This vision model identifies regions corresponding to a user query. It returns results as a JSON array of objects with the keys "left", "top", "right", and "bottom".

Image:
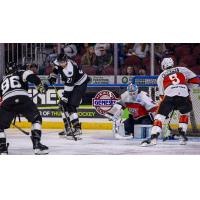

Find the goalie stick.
[{"left": 52, "top": 86, "right": 78, "bottom": 141}]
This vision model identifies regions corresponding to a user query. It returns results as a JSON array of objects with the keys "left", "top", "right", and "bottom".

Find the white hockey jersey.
[
  {"left": 157, "top": 66, "right": 200, "bottom": 97},
  {"left": 118, "top": 91, "right": 157, "bottom": 120}
]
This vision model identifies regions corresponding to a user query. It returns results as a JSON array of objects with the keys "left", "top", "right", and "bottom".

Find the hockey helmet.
[
  {"left": 127, "top": 83, "right": 138, "bottom": 96},
  {"left": 5, "top": 62, "right": 18, "bottom": 75},
  {"left": 161, "top": 57, "right": 174, "bottom": 70},
  {"left": 57, "top": 53, "right": 68, "bottom": 62}
]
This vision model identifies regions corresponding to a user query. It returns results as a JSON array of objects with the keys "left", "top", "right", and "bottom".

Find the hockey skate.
[
  {"left": 64, "top": 128, "right": 82, "bottom": 141},
  {"left": 141, "top": 133, "right": 159, "bottom": 147},
  {"left": 178, "top": 128, "right": 188, "bottom": 145},
  {"left": 58, "top": 127, "right": 72, "bottom": 137},
  {"left": 0, "top": 139, "right": 9, "bottom": 155},
  {"left": 33, "top": 143, "right": 49, "bottom": 155},
  {"left": 163, "top": 134, "right": 176, "bottom": 141},
  {"left": 31, "top": 130, "right": 49, "bottom": 155}
]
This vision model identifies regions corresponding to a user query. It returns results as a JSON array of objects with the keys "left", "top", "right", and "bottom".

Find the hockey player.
[
  {"left": 48, "top": 53, "right": 90, "bottom": 138},
  {"left": 105, "top": 83, "right": 157, "bottom": 138},
  {"left": 141, "top": 57, "right": 200, "bottom": 146},
  {"left": 0, "top": 62, "right": 48, "bottom": 155}
]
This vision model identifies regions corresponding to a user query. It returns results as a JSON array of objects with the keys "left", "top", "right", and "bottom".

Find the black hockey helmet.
[
  {"left": 5, "top": 62, "right": 18, "bottom": 75},
  {"left": 57, "top": 53, "right": 68, "bottom": 62}
]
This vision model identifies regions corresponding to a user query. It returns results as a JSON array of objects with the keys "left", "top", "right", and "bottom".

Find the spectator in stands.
[
  {"left": 94, "top": 43, "right": 113, "bottom": 75},
  {"left": 46, "top": 45, "right": 58, "bottom": 64},
  {"left": 64, "top": 44, "right": 78, "bottom": 59},
  {"left": 126, "top": 66, "right": 138, "bottom": 76},
  {"left": 133, "top": 43, "right": 150, "bottom": 59},
  {"left": 138, "top": 68, "right": 146, "bottom": 75},
  {"left": 81, "top": 44, "right": 96, "bottom": 67},
  {"left": 29, "top": 63, "right": 39, "bottom": 74}
]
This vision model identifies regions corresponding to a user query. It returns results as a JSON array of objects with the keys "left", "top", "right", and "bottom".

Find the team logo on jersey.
[{"left": 92, "top": 90, "right": 118, "bottom": 115}]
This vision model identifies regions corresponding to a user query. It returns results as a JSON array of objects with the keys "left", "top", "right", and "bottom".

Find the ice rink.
[{"left": 4, "top": 129, "right": 200, "bottom": 155}]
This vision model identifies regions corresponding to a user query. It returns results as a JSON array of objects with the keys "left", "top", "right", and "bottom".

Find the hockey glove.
[
  {"left": 37, "top": 83, "right": 48, "bottom": 94},
  {"left": 48, "top": 73, "right": 57, "bottom": 85},
  {"left": 59, "top": 97, "right": 68, "bottom": 107}
]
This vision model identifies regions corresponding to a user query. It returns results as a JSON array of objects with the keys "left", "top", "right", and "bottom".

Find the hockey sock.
[
  {"left": 179, "top": 114, "right": 189, "bottom": 132},
  {"left": 61, "top": 112, "right": 71, "bottom": 129},
  {"left": 151, "top": 114, "right": 166, "bottom": 135},
  {"left": 70, "top": 113, "right": 81, "bottom": 129}
]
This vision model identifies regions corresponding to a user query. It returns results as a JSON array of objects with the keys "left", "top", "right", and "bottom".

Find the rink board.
[{"left": 10, "top": 117, "right": 196, "bottom": 130}]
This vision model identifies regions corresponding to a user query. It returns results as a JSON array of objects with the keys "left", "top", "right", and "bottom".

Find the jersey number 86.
[{"left": 1, "top": 76, "right": 22, "bottom": 95}]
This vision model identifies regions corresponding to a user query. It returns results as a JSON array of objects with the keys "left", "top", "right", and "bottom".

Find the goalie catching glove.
[{"left": 37, "top": 83, "right": 48, "bottom": 94}]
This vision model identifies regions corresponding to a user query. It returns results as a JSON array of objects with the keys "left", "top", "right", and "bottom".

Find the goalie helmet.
[
  {"left": 127, "top": 83, "right": 138, "bottom": 96},
  {"left": 5, "top": 62, "right": 18, "bottom": 75},
  {"left": 161, "top": 57, "right": 174, "bottom": 70}
]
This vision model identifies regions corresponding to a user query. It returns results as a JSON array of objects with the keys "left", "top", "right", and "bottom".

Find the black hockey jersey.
[
  {"left": 0, "top": 70, "right": 41, "bottom": 102},
  {"left": 53, "top": 59, "right": 88, "bottom": 97}
]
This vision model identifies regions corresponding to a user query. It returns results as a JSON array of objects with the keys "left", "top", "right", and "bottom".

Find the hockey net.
[{"left": 132, "top": 76, "right": 200, "bottom": 136}]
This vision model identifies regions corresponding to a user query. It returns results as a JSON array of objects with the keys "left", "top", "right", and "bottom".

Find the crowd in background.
[{"left": 5, "top": 43, "right": 200, "bottom": 75}]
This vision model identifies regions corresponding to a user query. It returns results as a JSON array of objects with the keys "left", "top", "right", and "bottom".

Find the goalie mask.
[
  {"left": 127, "top": 83, "right": 138, "bottom": 96},
  {"left": 5, "top": 62, "right": 18, "bottom": 75},
  {"left": 161, "top": 57, "right": 174, "bottom": 71}
]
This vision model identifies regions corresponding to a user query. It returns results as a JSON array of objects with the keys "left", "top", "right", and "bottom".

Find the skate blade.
[
  {"left": 34, "top": 149, "right": 49, "bottom": 155},
  {"left": 114, "top": 134, "right": 133, "bottom": 140},
  {"left": 0, "top": 152, "right": 8, "bottom": 155},
  {"left": 179, "top": 140, "right": 187, "bottom": 145},
  {"left": 65, "top": 136, "right": 82, "bottom": 140},
  {"left": 141, "top": 140, "right": 157, "bottom": 147}
]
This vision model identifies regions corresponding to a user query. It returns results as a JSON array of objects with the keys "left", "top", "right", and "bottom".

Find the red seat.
[
  {"left": 82, "top": 66, "right": 96, "bottom": 75},
  {"left": 124, "top": 55, "right": 142, "bottom": 66},
  {"left": 175, "top": 45, "right": 191, "bottom": 59},
  {"left": 192, "top": 45, "right": 200, "bottom": 57},
  {"left": 102, "top": 66, "right": 114, "bottom": 75},
  {"left": 189, "top": 66, "right": 200, "bottom": 75},
  {"left": 179, "top": 55, "right": 197, "bottom": 67}
]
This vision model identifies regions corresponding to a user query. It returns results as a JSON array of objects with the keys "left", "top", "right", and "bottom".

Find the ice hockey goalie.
[{"left": 105, "top": 83, "right": 157, "bottom": 139}]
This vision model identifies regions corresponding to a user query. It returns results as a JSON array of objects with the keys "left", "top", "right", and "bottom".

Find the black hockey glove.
[
  {"left": 59, "top": 97, "right": 68, "bottom": 107},
  {"left": 48, "top": 73, "right": 57, "bottom": 85},
  {"left": 37, "top": 83, "right": 48, "bottom": 94}
]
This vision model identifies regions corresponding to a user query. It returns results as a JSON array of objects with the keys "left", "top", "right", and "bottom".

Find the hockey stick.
[
  {"left": 12, "top": 123, "right": 30, "bottom": 135},
  {"left": 11, "top": 92, "right": 40, "bottom": 136},
  {"left": 52, "top": 86, "right": 78, "bottom": 141},
  {"left": 162, "top": 110, "right": 174, "bottom": 141}
]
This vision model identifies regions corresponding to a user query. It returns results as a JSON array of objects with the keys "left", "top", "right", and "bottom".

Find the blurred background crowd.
[{"left": 3, "top": 43, "right": 200, "bottom": 76}]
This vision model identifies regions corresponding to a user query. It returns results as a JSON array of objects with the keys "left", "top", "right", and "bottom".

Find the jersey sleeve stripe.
[
  {"left": 64, "top": 85, "right": 74, "bottom": 91},
  {"left": 22, "top": 70, "right": 34, "bottom": 82},
  {"left": 187, "top": 77, "right": 200, "bottom": 84}
]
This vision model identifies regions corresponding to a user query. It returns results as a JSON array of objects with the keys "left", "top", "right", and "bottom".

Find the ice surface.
[{"left": 5, "top": 129, "right": 200, "bottom": 155}]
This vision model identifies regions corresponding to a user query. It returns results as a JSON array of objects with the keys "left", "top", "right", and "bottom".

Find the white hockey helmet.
[{"left": 161, "top": 57, "right": 174, "bottom": 70}]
